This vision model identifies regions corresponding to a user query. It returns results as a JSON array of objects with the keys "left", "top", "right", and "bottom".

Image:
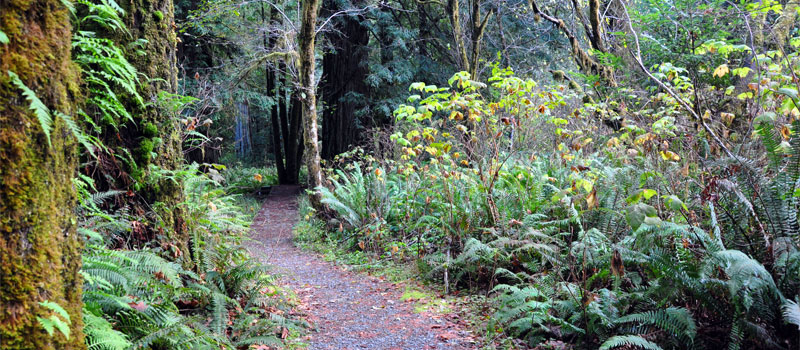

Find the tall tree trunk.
[
  {"left": 447, "top": 0, "right": 470, "bottom": 73},
  {"left": 0, "top": 1, "right": 85, "bottom": 348},
  {"left": 263, "top": 4, "right": 288, "bottom": 183},
  {"left": 446, "top": 0, "right": 492, "bottom": 79},
  {"left": 116, "top": 0, "right": 189, "bottom": 261},
  {"left": 468, "top": 0, "right": 493, "bottom": 79},
  {"left": 299, "top": 0, "right": 323, "bottom": 207},
  {"left": 286, "top": 92, "right": 305, "bottom": 184},
  {"left": 321, "top": 0, "right": 370, "bottom": 160},
  {"left": 269, "top": 68, "right": 288, "bottom": 182}
]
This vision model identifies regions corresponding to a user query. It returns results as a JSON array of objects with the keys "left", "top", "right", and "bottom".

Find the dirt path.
[{"left": 248, "top": 185, "right": 475, "bottom": 350}]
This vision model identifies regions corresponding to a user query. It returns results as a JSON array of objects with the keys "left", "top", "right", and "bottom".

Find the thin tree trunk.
[
  {"left": 287, "top": 94, "right": 305, "bottom": 184},
  {"left": 448, "top": 0, "right": 471, "bottom": 73},
  {"left": 468, "top": 0, "right": 493, "bottom": 78},
  {"left": 299, "top": 0, "right": 323, "bottom": 207},
  {"left": 0, "top": 1, "right": 85, "bottom": 348},
  {"left": 263, "top": 4, "right": 288, "bottom": 183}
]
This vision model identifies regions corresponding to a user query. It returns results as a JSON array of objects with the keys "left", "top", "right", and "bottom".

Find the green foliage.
[
  {"left": 83, "top": 312, "right": 131, "bottom": 350},
  {"left": 7, "top": 70, "right": 97, "bottom": 154},
  {"left": 8, "top": 70, "right": 55, "bottom": 147},
  {"left": 36, "top": 301, "right": 72, "bottom": 340},
  {"left": 316, "top": 62, "right": 800, "bottom": 349},
  {"left": 222, "top": 166, "right": 278, "bottom": 194},
  {"left": 599, "top": 335, "right": 664, "bottom": 350},
  {"left": 76, "top": 166, "right": 304, "bottom": 349}
]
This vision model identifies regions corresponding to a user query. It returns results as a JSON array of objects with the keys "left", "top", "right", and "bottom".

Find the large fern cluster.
[{"left": 76, "top": 167, "right": 304, "bottom": 349}]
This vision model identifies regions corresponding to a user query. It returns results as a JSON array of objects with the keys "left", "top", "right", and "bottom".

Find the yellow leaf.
[
  {"left": 782, "top": 125, "right": 792, "bottom": 140},
  {"left": 713, "top": 64, "right": 729, "bottom": 78},
  {"left": 586, "top": 189, "right": 597, "bottom": 210},
  {"left": 660, "top": 150, "right": 681, "bottom": 161},
  {"left": 253, "top": 173, "right": 263, "bottom": 182},
  {"left": 720, "top": 112, "right": 735, "bottom": 126}
]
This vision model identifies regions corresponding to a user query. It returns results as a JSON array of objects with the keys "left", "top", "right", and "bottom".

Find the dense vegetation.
[{"left": 3, "top": 0, "right": 800, "bottom": 349}]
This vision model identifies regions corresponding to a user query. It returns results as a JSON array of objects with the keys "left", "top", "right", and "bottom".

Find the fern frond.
[
  {"left": 600, "top": 335, "right": 664, "bottom": 350},
  {"left": 8, "top": 70, "right": 53, "bottom": 147}
]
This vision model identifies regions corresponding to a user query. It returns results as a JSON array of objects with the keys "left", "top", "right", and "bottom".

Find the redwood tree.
[
  {"left": 0, "top": 1, "right": 85, "bottom": 348},
  {"left": 97, "top": 0, "right": 190, "bottom": 259},
  {"left": 320, "top": 0, "right": 370, "bottom": 160}
]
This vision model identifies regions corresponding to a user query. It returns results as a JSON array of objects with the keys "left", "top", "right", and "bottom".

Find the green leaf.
[
  {"left": 626, "top": 203, "right": 659, "bottom": 231},
  {"left": 8, "top": 71, "right": 54, "bottom": 147},
  {"left": 0, "top": 30, "right": 8, "bottom": 44},
  {"left": 40, "top": 300, "right": 70, "bottom": 322},
  {"left": 36, "top": 301, "right": 71, "bottom": 340},
  {"left": 626, "top": 189, "right": 657, "bottom": 204},
  {"left": 600, "top": 335, "right": 663, "bottom": 350},
  {"left": 777, "top": 87, "right": 799, "bottom": 100},
  {"left": 409, "top": 82, "right": 425, "bottom": 91},
  {"left": 754, "top": 112, "right": 776, "bottom": 124},
  {"left": 663, "top": 195, "right": 687, "bottom": 212}
]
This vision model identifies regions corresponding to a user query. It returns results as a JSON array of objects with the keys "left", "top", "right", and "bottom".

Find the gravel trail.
[{"left": 247, "top": 185, "right": 475, "bottom": 350}]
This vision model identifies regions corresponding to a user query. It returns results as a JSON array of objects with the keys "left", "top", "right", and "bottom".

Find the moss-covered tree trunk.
[
  {"left": 299, "top": 0, "right": 323, "bottom": 207},
  {"left": 103, "top": 0, "right": 189, "bottom": 261},
  {"left": 0, "top": 1, "right": 85, "bottom": 348}
]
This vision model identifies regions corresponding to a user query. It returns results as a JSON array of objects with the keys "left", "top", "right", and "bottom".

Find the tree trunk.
[
  {"left": 321, "top": 0, "right": 370, "bottom": 160},
  {"left": 447, "top": 0, "right": 470, "bottom": 73},
  {"left": 468, "top": 0, "right": 493, "bottom": 79},
  {"left": 286, "top": 93, "right": 305, "bottom": 184},
  {"left": 263, "top": 4, "right": 288, "bottom": 183},
  {"left": 299, "top": 0, "right": 323, "bottom": 207},
  {"left": 773, "top": 0, "right": 800, "bottom": 49},
  {"left": 110, "top": 0, "right": 189, "bottom": 261},
  {"left": 0, "top": 1, "right": 85, "bottom": 348},
  {"left": 529, "top": 0, "right": 616, "bottom": 86}
]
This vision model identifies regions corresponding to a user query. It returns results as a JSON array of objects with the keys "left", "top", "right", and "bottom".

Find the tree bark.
[
  {"left": 445, "top": 0, "right": 493, "bottom": 78},
  {"left": 286, "top": 92, "right": 305, "bottom": 184},
  {"left": 299, "top": 0, "right": 324, "bottom": 207},
  {"left": 110, "top": 0, "right": 189, "bottom": 261},
  {"left": 263, "top": 4, "right": 288, "bottom": 183},
  {"left": 529, "top": 0, "right": 616, "bottom": 86},
  {"left": 321, "top": 0, "right": 370, "bottom": 160},
  {"left": 0, "top": 1, "right": 85, "bottom": 348},
  {"left": 772, "top": 0, "right": 800, "bottom": 49}
]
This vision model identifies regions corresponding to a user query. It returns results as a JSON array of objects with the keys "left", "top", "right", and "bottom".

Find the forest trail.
[{"left": 248, "top": 186, "right": 475, "bottom": 350}]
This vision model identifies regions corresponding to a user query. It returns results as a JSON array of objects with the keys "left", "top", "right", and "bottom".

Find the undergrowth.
[{"left": 312, "top": 61, "right": 800, "bottom": 349}]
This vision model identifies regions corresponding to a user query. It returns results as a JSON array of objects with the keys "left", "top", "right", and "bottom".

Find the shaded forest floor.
[{"left": 247, "top": 186, "right": 476, "bottom": 349}]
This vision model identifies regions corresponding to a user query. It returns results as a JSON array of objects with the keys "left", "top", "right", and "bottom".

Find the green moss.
[
  {"left": 153, "top": 10, "right": 164, "bottom": 22},
  {"left": 137, "top": 138, "right": 155, "bottom": 162},
  {"left": 0, "top": 2, "right": 84, "bottom": 349},
  {"left": 142, "top": 122, "right": 158, "bottom": 137}
]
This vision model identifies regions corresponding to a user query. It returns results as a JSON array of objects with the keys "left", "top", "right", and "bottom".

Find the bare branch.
[{"left": 617, "top": 0, "right": 735, "bottom": 159}]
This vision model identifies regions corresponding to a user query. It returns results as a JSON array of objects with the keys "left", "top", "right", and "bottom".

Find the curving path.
[{"left": 247, "top": 185, "right": 475, "bottom": 350}]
